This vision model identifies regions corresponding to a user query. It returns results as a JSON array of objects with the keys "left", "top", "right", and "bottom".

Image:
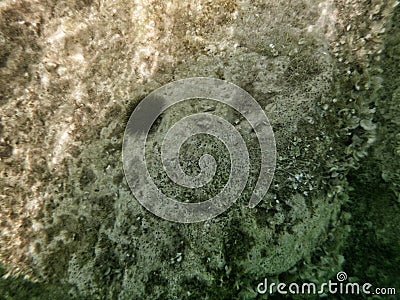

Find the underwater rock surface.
[{"left": 0, "top": 0, "right": 398, "bottom": 298}]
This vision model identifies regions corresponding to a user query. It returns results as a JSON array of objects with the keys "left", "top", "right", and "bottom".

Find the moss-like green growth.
[
  {"left": 0, "top": 0, "right": 398, "bottom": 299},
  {"left": 0, "top": 262, "right": 82, "bottom": 300}
]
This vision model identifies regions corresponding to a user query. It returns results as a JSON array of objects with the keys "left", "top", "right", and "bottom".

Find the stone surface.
[{"left": 0, "top": 0, "right": 398, "bottom": 299}]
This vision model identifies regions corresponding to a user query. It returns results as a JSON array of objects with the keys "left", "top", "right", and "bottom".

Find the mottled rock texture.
[{"left": 0, "top": 0, "right": 398, "bottom": 299}]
